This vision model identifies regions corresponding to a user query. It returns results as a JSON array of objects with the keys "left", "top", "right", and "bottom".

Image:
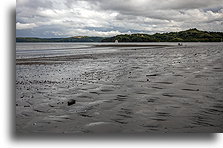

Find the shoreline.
[{"left": 16, "top": 43, "right": 223, "bottom": 134}]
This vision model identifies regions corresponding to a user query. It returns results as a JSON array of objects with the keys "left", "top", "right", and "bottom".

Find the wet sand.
[
  {"left": 93, "top": 44, "right": 174, "bottom": 47},
  {"left": 16, "top": 43, "right": 223, "bottom": 134}
]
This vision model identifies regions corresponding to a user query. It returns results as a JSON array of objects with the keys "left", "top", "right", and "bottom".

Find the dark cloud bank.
[{"left": 16, "top": 0, "right": 223, "bottom": 37}]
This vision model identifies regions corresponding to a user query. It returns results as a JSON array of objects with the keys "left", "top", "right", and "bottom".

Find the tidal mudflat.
[{"left": 16, "top": 42, "right": 223, "bottom": 134}]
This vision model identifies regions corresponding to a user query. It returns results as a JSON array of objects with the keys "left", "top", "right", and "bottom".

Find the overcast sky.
[{"left": 16, "top": 0, "right": 223, "bottom": 37}]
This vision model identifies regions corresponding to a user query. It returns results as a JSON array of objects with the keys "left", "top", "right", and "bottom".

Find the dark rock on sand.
[
  {"left": 67, "top": 99, "right": 76, "bottom": 106},
  {"left": 146, "top": 74, "right": 160, "bottom": 77}
]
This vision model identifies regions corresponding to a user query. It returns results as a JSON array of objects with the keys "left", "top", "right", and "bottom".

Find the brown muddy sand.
[{"left": 16, "top": 43, "right": 223, "bottom": 134}]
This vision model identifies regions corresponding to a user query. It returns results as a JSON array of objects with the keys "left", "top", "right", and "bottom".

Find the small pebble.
[{"left": 68, "top": 99, "right": 76, "bottom": 106}]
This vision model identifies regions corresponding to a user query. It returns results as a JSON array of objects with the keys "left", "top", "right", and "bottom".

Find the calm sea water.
[{"left": 16, "top": 42, "right": 222, "bottom": 59}]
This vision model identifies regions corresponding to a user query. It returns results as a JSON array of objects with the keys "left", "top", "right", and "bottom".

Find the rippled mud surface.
[{"left": 16, "top": 43, "right": 223, "bottom": 134}]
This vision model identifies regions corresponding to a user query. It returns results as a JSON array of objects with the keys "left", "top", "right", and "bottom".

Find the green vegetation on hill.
[
  {"left": 101, "top": 28, "right": 223, "bottom": 42},
  {"left": 16, "top": 29, "right": 223, "bottom": 42},
  {"left": 16, "top": 36, "right": 105, "bottom": 42}
]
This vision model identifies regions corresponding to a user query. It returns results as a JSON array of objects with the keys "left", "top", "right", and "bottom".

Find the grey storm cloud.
[{"left": 16, "top": 0, "right": 223, "bottom": 37}]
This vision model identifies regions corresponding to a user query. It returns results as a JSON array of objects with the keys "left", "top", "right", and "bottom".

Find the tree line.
[
  {"left": 102, "top": 28, "right": 223, "bottom": 42},
  {"left": 16, "top": 28, "right": 223, "bottom": 42}
]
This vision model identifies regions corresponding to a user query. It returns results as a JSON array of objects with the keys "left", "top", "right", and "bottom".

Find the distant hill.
[
  {"left": 16, "top": 29, "right": 223, "bottom": 42},
  {"left": 16, "top": 36, "right": 105, "bottom": 42},
  {"left": 101, "top": 28, "right": 223, "bottom": 42}
]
